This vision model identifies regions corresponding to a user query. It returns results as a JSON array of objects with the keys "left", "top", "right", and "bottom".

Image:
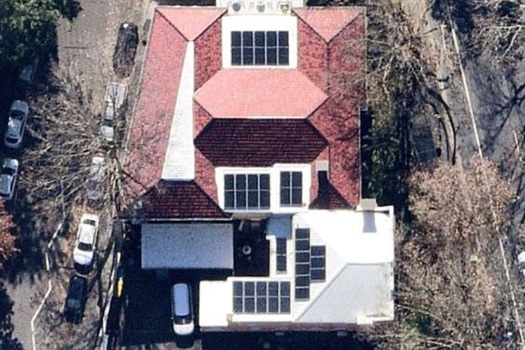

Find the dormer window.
[
  {"left": 231, "top": 31, "right": 289, "bottom": 66},
  {"left": 225, "top": 174, "right": 271, "bottom": 210},
  {"left": 280, "top": 171, "right": 302, "bottom": 206},
  {"left": 217, "top": 165, "right": 310, "bottom": 213}
]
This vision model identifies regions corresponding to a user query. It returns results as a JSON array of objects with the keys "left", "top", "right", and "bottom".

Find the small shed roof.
[{"left": 141, "top": 222, "right": 233, "bottom": 269}]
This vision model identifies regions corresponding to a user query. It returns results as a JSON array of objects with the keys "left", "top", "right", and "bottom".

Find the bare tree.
[
  {"left": 23, "top": 65, "right": 124, "bottom": 224},
  {"left": 375, "top": 158, "right": 518, "bottom": 349}
]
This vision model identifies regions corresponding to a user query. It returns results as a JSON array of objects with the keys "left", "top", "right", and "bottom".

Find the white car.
[
  {"left": 4, "top": 100, "right": 29, "bottom": 148},
  {"left": 86, "top": 156, "right": 105, "bottom": 202},
  {"left": 171, "top": 283, "right": 195, "bottom": 336},
  {"left": 73, "top": 214, "right": 100, "bottom": 269},
  {"left": 0, "top": 159, "right": 19, "bottom": 200}
]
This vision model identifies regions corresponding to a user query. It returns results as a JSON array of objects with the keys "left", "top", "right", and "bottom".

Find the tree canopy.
[
  {"left": 378, "top": 158, "right": 519, "bottom": 349},
  {"left": 0, "top": 0, "right": 81, "bottom": 68}
]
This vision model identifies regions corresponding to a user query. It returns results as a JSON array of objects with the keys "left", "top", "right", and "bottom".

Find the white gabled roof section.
[{"left": 162, "top": 41, "right": 195, "bottom": 180}]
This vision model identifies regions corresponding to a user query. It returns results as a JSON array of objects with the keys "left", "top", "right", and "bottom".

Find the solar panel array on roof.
[
  {"left": 276, "top": 238, "right": 287, "bottom": 273},
  {"left": 295, "top": 228, "right": 310, "bottom": 300},
  {"left": 294, "top": 228, "right": 327, "bottom": 301},
  {"left": 233, "top": 280, "right": 291, "bottom": 314},
  {"left": 310, "top": 245, "right": 326, "bottom": 281}
]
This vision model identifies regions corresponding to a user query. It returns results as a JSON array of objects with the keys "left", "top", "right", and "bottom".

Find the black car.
[
  {"left": 112, "top": 22, "right": 139, "bottom": 78},
  {"left": 64, "top": 275, "right": 88, "bottom": 324}
]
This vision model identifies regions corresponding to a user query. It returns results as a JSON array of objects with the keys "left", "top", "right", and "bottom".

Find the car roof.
[
  {"left": 69, "top": 275, "right": 87, "bottom": 296},
  {"left": 0, "top": 175, "right": 13, "bottom": 194},
  {"left": 79, "top": 214, "right": 99, "bottom": 243},
  {"left": 172, "top": 283, "right": 191, "bottom": 316},
  {"left": 7, "top": 118, "right": 23, "bottom": 135},
  {"left": 104, "top": 104, "right": 115, "bottom": 120},
  {"left": 10, "top": 100, "right": 29, "bottom": 114}
]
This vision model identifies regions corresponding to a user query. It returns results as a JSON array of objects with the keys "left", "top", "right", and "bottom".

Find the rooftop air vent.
[
  {"left": 231, "top": 0, "right": 241, "bottom": 12},
  {"left": 279, "top": 1, "right": 290, "bottom": 14},
  {"left": 256, "top": 1, "right": 266, "bottom": 12}
]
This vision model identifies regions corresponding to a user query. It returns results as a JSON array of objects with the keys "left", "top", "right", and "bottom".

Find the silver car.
[
  {"left": 86, "top": 156, "right": 105, "bottom": 202},
  {"left": 4, "top": 100, "right": 29, "bottom": 149},
  {"left": 0, "top": 159, "right": 19, "bottom": 200}
]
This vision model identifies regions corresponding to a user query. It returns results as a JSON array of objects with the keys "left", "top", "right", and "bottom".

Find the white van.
[{"left": 171, "top": 283, "right": 194, "bottom": 336}]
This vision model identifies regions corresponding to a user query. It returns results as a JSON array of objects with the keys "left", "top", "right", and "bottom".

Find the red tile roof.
[
  {"left": 157, "top": 7, "right": 226, "bottom": 41},
  {"left": 140, "top": 181, "right": 229, "bottom": 219},
  {"left": 125, "top": 7, "right": 365, "bottom": 218},
  {"left": 124, "top": 10, "right": 187, "bottom": 196},
  {"left": 293, "top": 7, "right": 361, "bottom": 42},
  {"left": 195, "top": 119, "right": 328, "bottom": 166},
  {"left": 194, "top": 70, "right": 328, "bottom": 118}
]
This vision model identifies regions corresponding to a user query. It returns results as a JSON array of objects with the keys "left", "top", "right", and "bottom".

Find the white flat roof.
[
  {"left": 199, "top": 281, "right": 232, "bottom": 327},
  {"left": 141, "top": 223, "right": 233, "bottom": 269},
  {"left": 294, "top": 209, "right": 394, "bottom": 264},
  {"left": 198, "top": 207, "right": 395, "bottom": 329}
]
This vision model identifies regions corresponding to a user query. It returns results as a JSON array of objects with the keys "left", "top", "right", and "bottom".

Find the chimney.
[{"left": 316, "top": 160, "right": 329, "bottom": 195}]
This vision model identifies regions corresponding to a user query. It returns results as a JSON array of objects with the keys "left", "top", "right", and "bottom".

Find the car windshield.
[
  {"left": 102, "top": 118, "right": 113, "bottom": 127},
  {"left": 84, "top": 219, "right": 96, "bottom": 226},
  {"left": 78, "top": 242, "right": 92, "bottom": 251},
  {"left": 66, "top": 298, "right": 81, "bottom": 309},
  {"left": 6, "top": 136, "right": 19, "bottom": 143},
  {"left": 174, "top": 314, "right": 192, "bottom": 325},
  {"left": 10, "top": 111, "right": 25, "bottom": 119},
  {"left": 1, "top": 168, "right": 15, "bottom": 176}
]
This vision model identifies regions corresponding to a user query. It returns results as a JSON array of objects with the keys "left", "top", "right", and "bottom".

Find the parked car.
[
  {"left": 86, "top": 156, "right": 105, "bottom": 202},
  {"left": 113, "top": 22, "right": 139, "bottom": 78},
  {"left": 18, "top": 60, "right": 38, "bottom": 86},
  {"left": 0, "top": 159, "right": 18, "bottom": 200},
  {"left": 4, "top": 100, "right": 29, "bottom": 149},
  {"left": 171, "top": 283, "right": 195, "bottom": 336},
  {"left": 73, "top": 213, "right": 100, "bottom": 272},
  {"left": 100, "top": 103, "right": 115, "bottom": 142},
  {"left": 518, "top": 251, "right": 525, "bottom": 277},
  {"left": 64, "top": 275, "right": 88, "bottom": 324}
]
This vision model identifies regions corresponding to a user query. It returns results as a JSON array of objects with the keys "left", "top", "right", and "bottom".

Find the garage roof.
[{"left": 141, "top": 222, "right": 233, "bottom": 269}]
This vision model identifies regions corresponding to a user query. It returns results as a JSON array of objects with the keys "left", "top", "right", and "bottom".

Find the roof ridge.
[
  {"left": 155, "top": 8, "right": 188, "bottom": 41},
  {"left": 194, "top": 9, "right": 227, "bottom": 41},
  {"left": 293, "top": 7, "right": 362, "bottom": 43}
]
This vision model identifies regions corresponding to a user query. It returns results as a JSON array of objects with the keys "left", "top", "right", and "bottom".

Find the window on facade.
[
  {"left": 225, "top": 174, "right": 270, "bottom": 210},
  {"left": 280, "top": 171, "right": 302, "bottom": 206},
  {"left": 231, "top": 31, "right": 289, "bottom": 66}
]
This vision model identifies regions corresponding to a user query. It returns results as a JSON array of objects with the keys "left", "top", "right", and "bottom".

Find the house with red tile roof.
[{"left": 124, "top": 0, "right": 394, "bottom": 331}]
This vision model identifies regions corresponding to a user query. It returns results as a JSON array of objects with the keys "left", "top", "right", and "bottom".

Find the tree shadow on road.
[
  {"left": 2, "top": 196, "right": 47, "bottom": 286},
  {"left": 0, "top": 282, "right": 23, "bottom": 350}
]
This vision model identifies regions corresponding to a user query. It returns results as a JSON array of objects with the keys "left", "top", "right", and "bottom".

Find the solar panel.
[
  {"left": 295, "top": 228, "right": 311, "bottom": 300},
  {"left": 276, "top": 238, "right": 287, "bottom": 273},
  {"left": 233, "top": 281, "right": 291, "bottom": 314},
  {"left": 295, "top": 287, "right": 310, "bottom": 300},
  {"left": 310, "top": 245, "right": 326, "bottom": 282},
  {"left": 296, "top": 228, "right": 310, "bottom": 239}
]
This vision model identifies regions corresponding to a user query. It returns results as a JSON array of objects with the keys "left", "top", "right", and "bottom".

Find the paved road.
[{"left": 4, "top": 0, "right": 146, "bottom": 349}]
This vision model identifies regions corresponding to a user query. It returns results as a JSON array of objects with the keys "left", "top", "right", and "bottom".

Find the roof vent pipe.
[{"left": 256, "top": 1, "right": 265, "bottom": 12}]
